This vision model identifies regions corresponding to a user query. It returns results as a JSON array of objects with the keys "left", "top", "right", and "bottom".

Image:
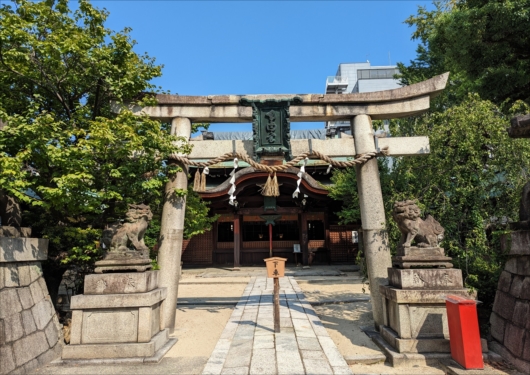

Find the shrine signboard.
[
  {"left": 264, "top": 256, "right": 287, "bottom": 332},
  {"left": 241, "top": 98, "right": 301, "bottom": 161}
]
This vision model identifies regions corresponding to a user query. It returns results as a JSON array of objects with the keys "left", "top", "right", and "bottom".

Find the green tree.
[
  {"left": 331, "top": 1, "right": 530, "bottom": 314},
  {"left": 0, "top": 0, "right": 212, "bottom": 302},
  {"left": 402, "top": 0, "right": 530, "bottom": 105}
]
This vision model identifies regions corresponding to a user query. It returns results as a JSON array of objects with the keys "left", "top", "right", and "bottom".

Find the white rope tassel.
[
  {"left": 228, "top": 157, "right": 238, "bottom": 205},
  {"left": 293, "top": 158, "right": 308, "bottom": 198},
  {"left": 325, "top": 164, "right": 332, "bottom": 175}
]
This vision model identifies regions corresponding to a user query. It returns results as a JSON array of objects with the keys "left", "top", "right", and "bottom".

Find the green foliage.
[
  {"left": 184, "top": 187, "right": 218, "bottom": 239},
  {"left": 402, "top": 0, "right": 530, "bottom": 106},
  {"left": 0, "top": 0, "right": 199, "bottom": 277},
  {"left": 331, "top": 1, "right": 530, "bottom": 310}
]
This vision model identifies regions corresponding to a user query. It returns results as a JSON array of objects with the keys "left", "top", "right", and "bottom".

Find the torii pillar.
[
  {"left": 158, "top": 117, "right": 191, "bottom": 334},
  {"left": 352, "top": 115, "right": 392, "bottom": 329}
]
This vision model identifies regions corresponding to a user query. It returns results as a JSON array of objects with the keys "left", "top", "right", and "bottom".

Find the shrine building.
[{"left": 181, "top": 129, "right": 360, "bottom": 267}]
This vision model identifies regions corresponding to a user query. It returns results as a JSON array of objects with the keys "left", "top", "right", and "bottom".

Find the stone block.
[
  {"left": 18, "top": 287, "right": 34, "bottom": 309},
  {"left": 388, "top": 268, "right": 463, "bottom": 289},
  {"left": 379, "top": 285, "right": 476, "bottom": 303},
  {"left": 302, "top": 358, "right": 333, "bottom": 374},
  {"left": 0, "top": 237, "right": 48, "bottom": 262},
  {"left": 0, "top": 345, "right": 16, "bottom": 374},
  {"left": 505, "top": 256, "right": 530, "bottom": 276},
  {"left": 298, "top": 337, "right": 321, "bottom": 351},
  {"left": 70, "top": 310, "right": 82, "bottom": 345},
  {"left": 38, "top": 276, "right": 49, "bottom": 296},
  {"left": 4, "top": 263, "right": 19, "bottom": 287},
  {"left": 21, "top": 309, "right": 37, "bottom": 335},
  {"left": 489, "top": 312, "right": 505, "bottom": 343},
  {"left": 84, "top": 271, "right": 159, "bottom": 295},
  {"left": 4, "top": 312, "right": 24, "bottom": 343},
  {"left": 81, "top": 309, "right": 139, "bottom": 344},
  {"left": 0, "top": 264, "right": 4, "bottom": 289},
  {"left": 23, "top": 358, "right": 40, "bottom": 374},
  {"left": 512, "top": 301, "right": 529, "bottom": 327},
  {"left": 0, "top": 319, "right": 4, "bottom": 345},
  {"left": 317, "top": 335, "right": 349, "bottom": 367},
  {"left": 12, "top": 331, "right": 48, "bottom": 367},
  {"left": 70, "top": 287, "right": 166, "bottom": 309},
  {"left": 29, "top": 277, "right": 45, "bottom": 303},
  {"left": 31, "top": 298, "right": 54, "bottom": 330},
  {"left": 62, "top": 338, "right": 152, "bottom": 360},
  {"left": 45, "top": 319, "right": 59, "bottom": 347},
  {"left": 504, "top": 323, "right": 525, "bottom": 357},
  {"left": 0, "top": 226, "right": 31, "bottom": 237},
  {"left": 497, "top": 271, "right": 513, "bottom": 293},
  {"left": 37, "top": 340, "right": 62, "bottom": 367},
  {"left": 510, "top": 275, "right": 525, "bottom": 298},
  {"left": 520, "top": 277, "right": 530, "bottom": 300},
  {"left": 0, "top": 288, "right": 22, "bottom": 319},
  {"left": 492, "top": 291, "right": 516, "bottom": 320},
  {"left": 521, "top": 333, "right": 530, "bottom": 362},
  {"left": 381, "top": 325, "right": 450, "bottom": 353},
  {"left": 249, "top": 348, "right": 276, "bottom": 375},
  {"left": 220, "top": 367, "right": 248, "bottom": 375},
  {"left": 29, "top": 263, "right": 43, "bottom": 283},
  {"left": 18, "top": 264, "right": 32, "bottom": 286},
  {"left": 224, "top": 338, "right": 253, "bottom": 368},
  {"left": 506, "top": 231, "right": 530, "bottom": 256}
]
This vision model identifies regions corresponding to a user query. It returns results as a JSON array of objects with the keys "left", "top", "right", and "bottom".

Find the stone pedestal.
[
  {"left": 1, "top": 228, "right": 63, "bottom": 375},
  {"left": 380, "top": 267, "right": 476, "bottom": 354},
  {"left": 62, "top": 270, "right": 176, "bottom": 362},
  {"left": 489, "top": 230, "right": 530, "bottom": 374},
  {"left": 392, "top": 246, "right": 453, "bottom": 269}
]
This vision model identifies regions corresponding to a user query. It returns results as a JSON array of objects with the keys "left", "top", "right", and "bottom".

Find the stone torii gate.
[{"left": 123, "top": 73, "right": 449, "bottom": 333}]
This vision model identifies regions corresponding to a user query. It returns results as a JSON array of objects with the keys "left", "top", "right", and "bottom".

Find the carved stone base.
[
  {"left": 392, "top": 257, "right": 453, "bottom": 269},
  {"left": 63, "top": 271, "right": 170, "bottom": 361},
  {"left": 94, "top": 257, "right": 152, "bottom": 273},
  {"left": 84, "top": 270, "right": 158, "bottom": 294},
  {"left": 380, "top": 266, "right": 477, "bottom": 355},
  {"left": 0, "top": 226, "right": 32, "bottom": 237},
  {"left": 380, "top": 325, "right": 451, "bottom": 353}
]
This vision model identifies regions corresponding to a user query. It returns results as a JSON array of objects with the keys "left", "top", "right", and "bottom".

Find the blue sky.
[{"left": 93, "top": 1, "right": 434, "bottom": 133}]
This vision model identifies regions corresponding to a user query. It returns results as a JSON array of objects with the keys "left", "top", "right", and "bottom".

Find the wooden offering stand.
[{"left": 264, "top": 257, "right": 287, "bottom": 333}]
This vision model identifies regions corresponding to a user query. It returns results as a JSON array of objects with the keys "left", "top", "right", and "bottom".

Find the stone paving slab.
[{"left": 201, "top": 277, "right": 353, "bottom": 375}]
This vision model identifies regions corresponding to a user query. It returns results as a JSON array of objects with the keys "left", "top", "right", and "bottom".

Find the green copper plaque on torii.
[{"left": 241, "top": 97, "right": 301, "bottom": 161}]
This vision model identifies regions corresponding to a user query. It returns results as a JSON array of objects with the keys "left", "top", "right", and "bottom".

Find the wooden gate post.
[
  {"left": 351, "top": 114, "right": 392, "bottom": 330},
  {"left": 158, "top": 117, "right": 191, "bottom": 334}
]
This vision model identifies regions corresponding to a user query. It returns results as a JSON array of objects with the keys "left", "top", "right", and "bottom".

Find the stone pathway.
[{"left": 202, "top": 276, "right": 353, "bottom": 375}]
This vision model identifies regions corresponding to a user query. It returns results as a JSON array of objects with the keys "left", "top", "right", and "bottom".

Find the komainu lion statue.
[
  {"left": 392, "top": 200, "right": 444, "bottom": 248},
  {"left": 101, "top": 204, "right": 153, "bottom": 258}
]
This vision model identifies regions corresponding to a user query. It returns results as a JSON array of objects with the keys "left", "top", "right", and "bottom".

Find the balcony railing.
[{"left": 326, "top": 76, "right": 349, "bottom": 85}]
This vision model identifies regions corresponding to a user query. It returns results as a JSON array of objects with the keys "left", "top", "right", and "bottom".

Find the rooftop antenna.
[{"left": 388, "top": 51, "right": 392, "bottom": 66}]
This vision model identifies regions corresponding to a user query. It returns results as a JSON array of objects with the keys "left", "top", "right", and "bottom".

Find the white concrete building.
[{"left": 325, "top": 62, "right": 400, "bottom": 133}]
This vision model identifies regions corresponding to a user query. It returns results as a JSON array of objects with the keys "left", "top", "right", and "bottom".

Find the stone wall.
[
  {"left": 0, "top": 255, "right": 63, "bottom": 374},
  {"left": 489, "top": 231, "right": 530, "bottom": 374}
]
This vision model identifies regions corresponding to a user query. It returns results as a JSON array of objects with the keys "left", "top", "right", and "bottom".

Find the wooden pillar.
[
  {"left": 351, "top": 115, "right": 392, "bottom": 330},
  {"left": 233, "top": 215, "right": 241, "bottom": 268},
  {"left": 324, "top": 210, "right": 330, "bottom": 264},
  {"left": 212, "top": 221, "right": 218, "bottom": 264},
  {"left": 158, "top": 117, "right": 191, "bottom": 334},
  {"left": 300, "top": 212, "right": 309, "bottom": 265}
]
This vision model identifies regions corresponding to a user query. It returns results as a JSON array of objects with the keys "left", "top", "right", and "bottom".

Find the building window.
[
  {"left": 357, "top": 68, "right": 399, "bottom": 80},
  {"left": 218, "top": 222, "right": 234, "bottom": 242},
  {"left": 242, "top": 221, "right": 299, "bottom": 241},
  {"left": 308, "top": 220, "right": 325, "bottom": 240}
]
